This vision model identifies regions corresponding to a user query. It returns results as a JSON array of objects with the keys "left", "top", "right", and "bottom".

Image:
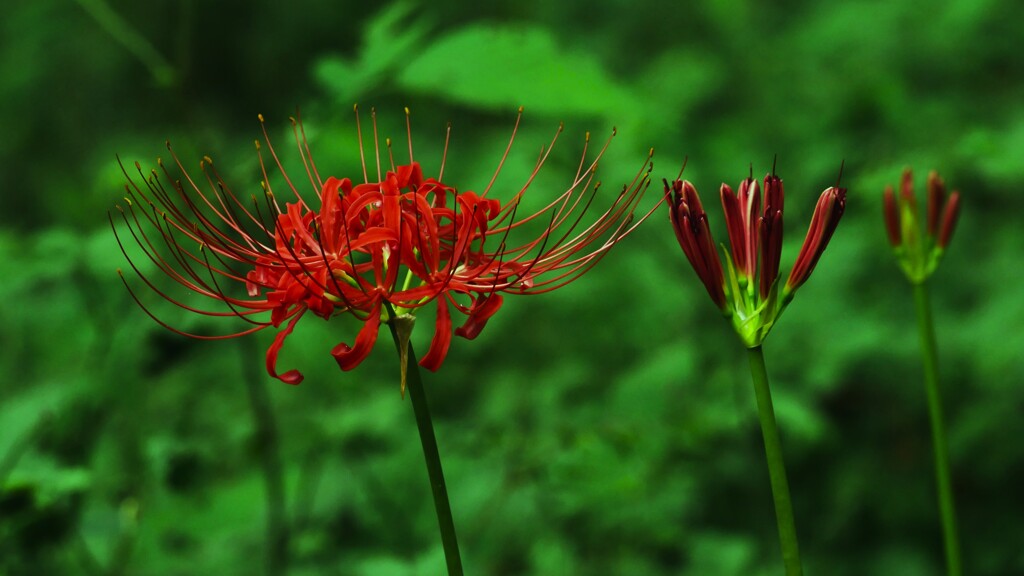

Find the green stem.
[
  {"left": 911, "top": 281, "right": 962, "bottom": 576},
  {"left": 747, "top": 345, "right": 803, "bottom": 576},
  {"left": 383, "top": 303, "right": 463, "bottom": 576}
]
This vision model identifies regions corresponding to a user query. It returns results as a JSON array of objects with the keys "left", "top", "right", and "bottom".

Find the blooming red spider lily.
[
  {"left": 112, "top": 107, "right": 657, "bottom": 385},
  {"left": 666, "top": 165, "right": 846, "bottom": 346}
]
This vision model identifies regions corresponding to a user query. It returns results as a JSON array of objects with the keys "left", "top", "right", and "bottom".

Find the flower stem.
[
  {"left": 747, "top": 345, "right": 803, "bottom": 576},
  {"left": 383, "top": 303, "right": 463, "bottom": 576},
  {"left": 911, "top": 280, "right": 962, "bottom": 576}
]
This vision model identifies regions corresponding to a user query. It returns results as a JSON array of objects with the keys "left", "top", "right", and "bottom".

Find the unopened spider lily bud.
[
  {"left": 668, "top": 164, "right": 846, "bottom": 347},
  {"left": 882, "top": 168, "right": 961, "bottom": 282}
]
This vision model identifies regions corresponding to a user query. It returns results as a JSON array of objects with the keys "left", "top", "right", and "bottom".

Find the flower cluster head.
[
  {"left": 883, "top": 168, "right": 960, "bottom": 283},
  {"left": 666, "top": 165, "right": 846, "bottom": 347},
  {"left": 112, "top": 107, "right": 655, "bottom": 386}
]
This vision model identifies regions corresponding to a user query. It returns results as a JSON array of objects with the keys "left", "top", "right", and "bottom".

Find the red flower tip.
[
  {"left": 900, "top": 168, "right": 916, "bottom": 208},
  {"left": 763, "top": 173, "right": 784, "bottom": 216},
  {"left": 668, "top": 179, "right": 727, "bottom": 309},
  {"left": 786, "top": 186, "right": 846, "bottom": 293},
  {"left": 882, "top": 185, "right": 901, "bottom": 247},
  {"left": 937, "top": 191, "right": 960, "bottom": 249},
  {"left": 720, "top": 182, "right": 749, "bottom": 281},
  {"left": 926, "top": 170, "right": 946, "bottom": 238}
]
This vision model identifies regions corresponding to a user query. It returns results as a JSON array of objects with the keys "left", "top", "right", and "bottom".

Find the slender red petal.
[
  {"left": 419, "top": 296, "right": 453, "bottom": 371},
  {"left": 396, "top": 162, "right": 423, "bottom": 189},
  {"left": 319, "top": 176, "right": 346, "bottom": 254},
  {"left": 759, "top": 173, "right": 784, "bottom": 298},
  {"left": 720, "top": 183, "right": 748, "bottom": 278},
  {"left": 331, "top": 305, "right": 382, "bottom": 371},
  {"left": 266, "top": 310, "right": 306, "bottom": 385},
  {"left": 737, "top": 177, "right": 760, "bottom": 280},
  {"left": 759, "top": 209, "right": 783, "bottom": 299}
]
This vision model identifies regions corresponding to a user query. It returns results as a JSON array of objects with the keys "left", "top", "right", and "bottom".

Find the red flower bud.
[
  {"left": 882, "top": 185, "right": 902, "bottom": 247},
  {"left": 926, "top": 171, "right": 946, "bottom": 238},
  {"left": 937, "top": 191, "right": 960, "bottom": 249},
  {"left": 668, "top": 179, "right": 727, "bottom": 309},
  {"left": 786, "top": 186, "right": 846, "bottom": 293}
]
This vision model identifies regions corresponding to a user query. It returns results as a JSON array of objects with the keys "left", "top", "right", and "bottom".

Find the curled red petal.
[
  {"left": 331, "top": 305, "right": 382, "bottom": 371},
  {"left": 455, "top": 293, "right": 504, "bottom": 340},
  {"left": 266, "top": 310, "right": 305, "bottom": 385},
  {"left": 419, "top": 296, "right": 452, "bottom": 372},
  {"left": 396, "top": 162, "right": 423, "bottom": 189}
]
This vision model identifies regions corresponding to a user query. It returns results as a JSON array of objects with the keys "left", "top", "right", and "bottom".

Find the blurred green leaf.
[
  {"left": 315, "top": 2, "right": 431, "bottom": 103},
  {"left": 398, "top": 24, "right": 638, "bottom": 117}
]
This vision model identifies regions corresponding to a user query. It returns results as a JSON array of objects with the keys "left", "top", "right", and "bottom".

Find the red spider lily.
[
  {"left": 882, "top": 168, "right": 960, "bottom": 282},
  {"left": 112, "top": 107, "right": 657, "bottom": 385},
  {"left": 666, "top": 166, "right": 846, "bottom": 346}
]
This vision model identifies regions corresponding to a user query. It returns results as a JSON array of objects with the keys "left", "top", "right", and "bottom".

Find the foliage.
[{"left": 2, "top": 0, "right": 1023, "bottom": 574}]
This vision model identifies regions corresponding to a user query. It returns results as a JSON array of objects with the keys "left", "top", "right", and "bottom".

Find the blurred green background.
[{"left": 2, "top": 0, "right": 1022, "bottom": 574}]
